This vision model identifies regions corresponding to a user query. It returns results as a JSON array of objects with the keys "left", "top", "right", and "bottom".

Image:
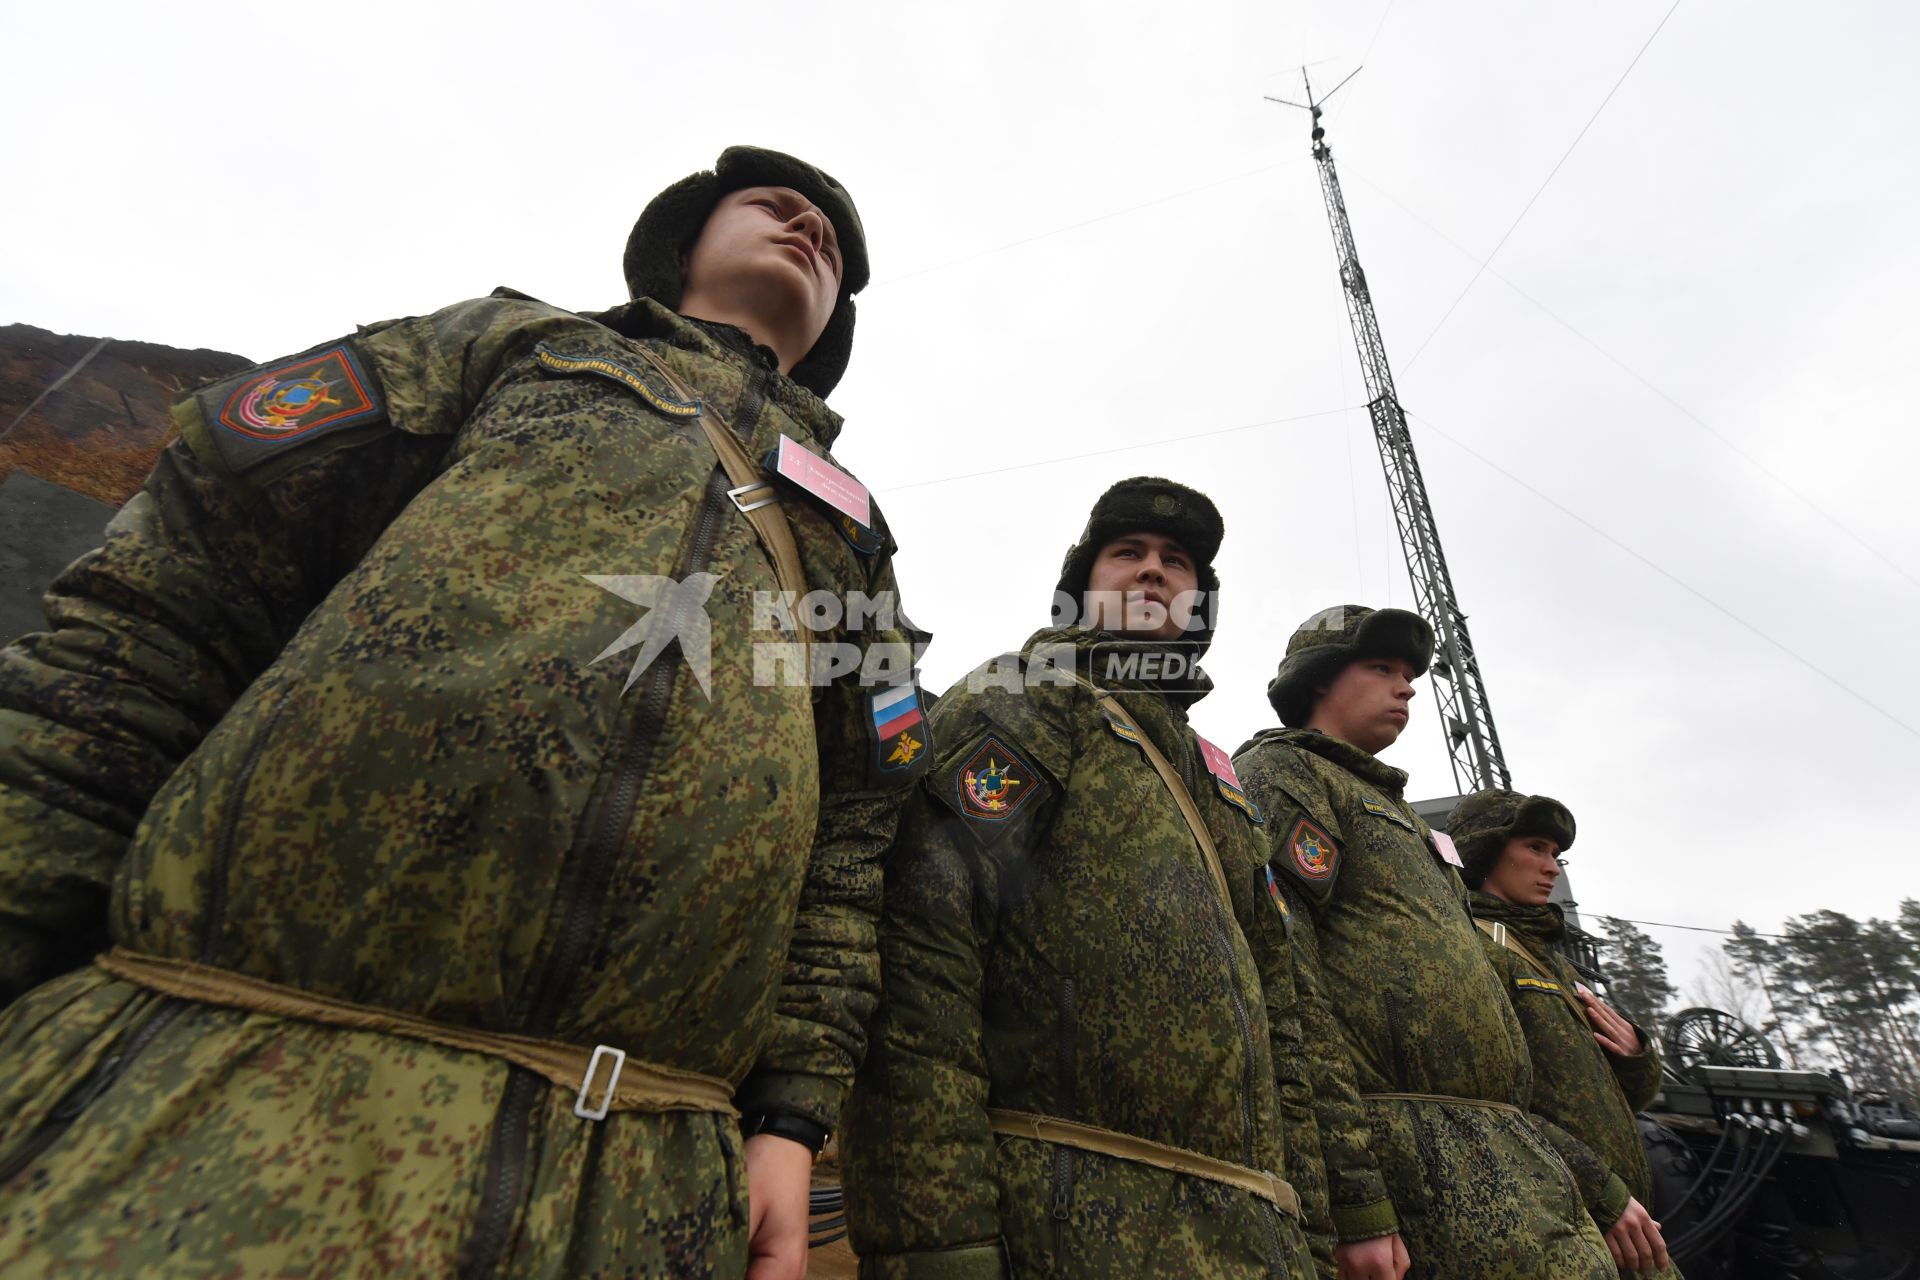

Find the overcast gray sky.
[{"left": 5, "top": 0, "right": 1916, "bottom": 1022}]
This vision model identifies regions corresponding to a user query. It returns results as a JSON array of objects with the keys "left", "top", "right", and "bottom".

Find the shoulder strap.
[
  {"left": 1474, "top": 918, "right": 1590, "bottom": 1022},
  {"left": 628, "top": 346, "right": 813, "bottom": 658},
  {"left": 1069, "top": 674, "right": 1233, "bottom": 920}
]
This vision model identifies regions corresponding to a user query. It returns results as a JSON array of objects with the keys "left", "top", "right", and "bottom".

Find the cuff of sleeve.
[
  {"left": 733, "top": 1069, "right": 845, "bottom": 1133},
  {"left": 1591, "top": 1172, "right": 1631, "bottom": 1231},
  {"left": 1330, "top": 1197, "right": 1400, "bottom": 1242},
  {"left": 858, "top": 1241, "right": 1009, "bottom": 1280}
]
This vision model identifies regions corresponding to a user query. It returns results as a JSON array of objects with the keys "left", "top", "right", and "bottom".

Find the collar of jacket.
[
  {"left": 1020, "top": 625, "right": 1213, "bottom": 711},
  {"left": 1271, "top": 726, "right": 1408, "bottom": 794},
  {"left": 584, "top": 295, "right": 847, "bottom": 449},
  {"left": 1469, "top": 890, "right": 1566, "bottom": 944}
]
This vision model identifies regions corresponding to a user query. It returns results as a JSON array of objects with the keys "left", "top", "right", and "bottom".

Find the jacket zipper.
[
  {"left": 0, "top": 689, "right": 292, "bottom": 1187},
  {"left": 459, "top": 362, "right": 768, "bottom": 1279},
  {"left": 1385, "top": 990, "right": 1413, "bottom": 1093},
  {"left": 1051, "top": 973, "right": 1078, "bottom": 1257}
]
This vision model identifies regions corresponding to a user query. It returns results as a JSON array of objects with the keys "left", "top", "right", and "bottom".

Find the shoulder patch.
[
  {"left": 955, "top": 736, "right": 1042, "bottom": 823},
  {"left": 869, "top": 681, "right": 929, "bottom": 782},
  {"left": 533, "top": 344, "right": 702, "bottom": 419},
  {"left": 1286, "top": 817, "right": 1339, "bottom": 882},
  {"left": 194, "top": 341, "right": 388, "bottom": 474}
]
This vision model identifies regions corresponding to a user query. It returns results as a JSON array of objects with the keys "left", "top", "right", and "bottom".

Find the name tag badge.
[
  {"left": 1430, "top": 831, "right": 1464, "bottom": 868},
  {"left": 774, "top": 435, "right": 870, "bottom": 527},
  {"left": 1197, "top": 734, "right": 1262, "bottom": 824},
  {"left": 1195, "top": 735, "right": 1241, "bottom": 789}
]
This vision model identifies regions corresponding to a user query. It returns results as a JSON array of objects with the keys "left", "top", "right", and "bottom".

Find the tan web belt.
[
  {"left": 96, "top": 948, "right": 736, "bottom": 1122},
  {"left": 987, "top": 1108, "right": 1301, "bottom": 1218},
  {"left": 1360, "top": 1091, "right": 1524, "bottom": 1118}
]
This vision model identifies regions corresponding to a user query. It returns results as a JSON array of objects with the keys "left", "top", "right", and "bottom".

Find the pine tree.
[{"left": 1597, "top": 917, "right": 1677, "bottom": 1034}]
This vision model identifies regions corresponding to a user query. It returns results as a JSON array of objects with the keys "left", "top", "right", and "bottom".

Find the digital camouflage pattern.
[
  {"left": 1234, "top": 727, "right": 1615, "bottom": 1280},
  {"left": 842, "top": 629, "right": 1331, "bottom": 1280},
  {"left": 0, "top": 290, "right": 927, "bottom": 1276},
  {"left": 1471, "top": 892, "right": 1677, "bottom": 1277}
]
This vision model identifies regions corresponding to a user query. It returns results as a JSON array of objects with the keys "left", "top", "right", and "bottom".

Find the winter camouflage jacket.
[
  {"left": 843, "top": 629, "right": 1332, "bottom": 1280},
  {"left": 0, "top": 291, "right": 927, "bottom": 1277},
  {"left": 1235, "top": 728, "right": 1614, "bottom": 1280},
  {"left": 1471, "top": 892, "right": 1666, "bottom": 1230}
]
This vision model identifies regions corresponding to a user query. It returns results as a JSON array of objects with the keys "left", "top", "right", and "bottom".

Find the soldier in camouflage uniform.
[
  {"left": 1234, "top": 606, "right": 1614, "bottom": 1280},
  {"left": 0, "top": 146, "right": 928, "bottom": 1279},
  {"left": 1450, "top": 790, "right": 1678, "bottom": 1278},
  {"left": 842, "top": 478, "right": 1333, "bottom": 1279}
]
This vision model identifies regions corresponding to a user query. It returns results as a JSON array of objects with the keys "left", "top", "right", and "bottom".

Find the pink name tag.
[
  {"left": 1430, "top": 831, "right": 1464, "bottom": 867},
  {"left": 774, "top": 435, "right": 870, "bottom": 527},
  {"left": 1196, "top": 735, "right": 1241, "bottom": 789}
]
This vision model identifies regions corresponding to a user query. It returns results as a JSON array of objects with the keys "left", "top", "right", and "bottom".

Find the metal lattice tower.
[{"left": 1269, "top": 73, "right": 1512, "bottom": 793}]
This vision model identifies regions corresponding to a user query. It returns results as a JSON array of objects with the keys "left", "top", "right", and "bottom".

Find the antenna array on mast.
[{"left": 1269, "top": 71, "right": 1513, "bottom": 794}]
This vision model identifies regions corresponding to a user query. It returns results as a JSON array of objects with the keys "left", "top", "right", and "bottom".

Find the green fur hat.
[
  {"left": 1266, "top": 605, "right": 1433, "bottom": 727},
  {"left": 623, "top": 145, "right": 868, "bottom": 398},
  {"left": 1055, "top": 477, "right": 1224, "bottom": 599},
  {"left": 1446, "top": 789, "right": 1578, "bottom": 889}
]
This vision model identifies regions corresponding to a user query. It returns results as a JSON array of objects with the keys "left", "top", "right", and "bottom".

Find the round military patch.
[
  {"left": 1288, "top": 817, "right": 1337, "bottom": 881},
  {"left": 1152, "top": 494, "right": 1178, "bottom": 515},
  {"left": 956, "top": 736, "right": 1039, "bottom": 822}
]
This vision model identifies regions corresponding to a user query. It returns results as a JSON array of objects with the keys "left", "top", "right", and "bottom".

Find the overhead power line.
[
  {"left": 1355, "top": 171, "right": 1920, "bottom": 593},
  {"left": 1596, "top": 915, "right": 1791, "bottom": 940},
  {"left": 1404, "top": 0, "right": 1686, "bottom": 370},
  {"left": 1404, "top": 407, "right": 1920, "bottom": 741},
  {"left": 869, "top": 162, "right": 1289, "bottom": 290},
  {"left": 874, "top": 405, "right": 1354, "bottom": 493}
]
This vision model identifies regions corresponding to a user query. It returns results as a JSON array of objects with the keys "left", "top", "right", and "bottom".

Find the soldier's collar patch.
[
  {"left": 1361, "top": 796, "right": 1414, "bottom": 830},
  {"left": 534, "top": 344, "right": 701, "bottom": 418},
  {"left": 956, "top": 736, "right": 1041, "bottom": 823},
  {"left": 1287, "top": 817, "right": 1338, "bottom": 881},
  {"left": 1514, "top": 976, "right": 1563, "bottom": 994},
  {"left": 870, "top": 682, "right": 927, "bottom": 778},
  {"left": 1198, "top": 734, "right": 1262, "bottom": 825}
]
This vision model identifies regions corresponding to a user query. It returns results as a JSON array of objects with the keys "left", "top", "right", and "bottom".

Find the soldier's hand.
[
  {"left": 1602, "top": 1196, "right": 1669, "bottom": 1273},
  {"left": 744, "top": 1133, "right": 813, "bottom": 1280},
  {"left": 1334, "top": 1233, "right": 1410, "bottom": 1280},
  {"left": 1576, "top": 986, "right": 1643, "bottom": 1056}
]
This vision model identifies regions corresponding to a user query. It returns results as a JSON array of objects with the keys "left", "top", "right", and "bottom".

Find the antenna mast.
[{"left": 1267, "top": 72, "right": 1512, "bottom": 793}]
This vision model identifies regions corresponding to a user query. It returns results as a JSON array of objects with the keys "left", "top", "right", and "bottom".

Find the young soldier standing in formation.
[
  {"left": 1234, "top": 605, "right": 1615, "bottom": 1280},
  {"left": 843, "top": 478, "right": 1334, "bottom": 1279},
  {"left": 0, "top": 146, "right": 925, "bottom": 1279},
  {"left": 1450, "top": 790, "right": 1679, "bottom": 1279}
]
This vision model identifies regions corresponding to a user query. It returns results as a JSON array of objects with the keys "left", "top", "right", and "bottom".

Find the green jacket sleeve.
[
  {"left": 1279, "top": 873, "right": 1400, "bottom": 1242},
  {"left": 735, "top": 564, "right": 932, "bottom": 1130},
  {"left": 840, "top": 778, "right": 1014, "bottom": 1278},
  {"left": 1608, "top": 1034, "right": 1665, "bottom": 1114},
  {"left": 0, "top": 292, "right": 575, "bottom": 1005},
  {"left": 1532, "top": 1113, "right": 1632, "bottom": 1230},
  {"left": 1264, "top": 895, "right": 1340, "bottom": 1276}
]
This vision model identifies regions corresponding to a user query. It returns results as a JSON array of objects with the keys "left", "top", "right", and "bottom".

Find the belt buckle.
[
  {"left": 728, "top": 482, "right": 779, "bottom": 514},
  {"left": 573, "top": 1044, "right": 626, "bottom": 1121}
]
